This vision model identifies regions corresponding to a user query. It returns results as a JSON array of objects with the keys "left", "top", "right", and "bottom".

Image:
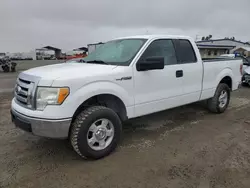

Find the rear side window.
[
  {"left": 173, "top": 39, "right": 197, "bottom": 63},
  {"left": 139, "top": 39, "right": 178, "bottom": 65}
]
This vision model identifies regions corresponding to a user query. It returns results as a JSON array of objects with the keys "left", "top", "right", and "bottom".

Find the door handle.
[{"left": 176, "top": 70, "right": 183, "bottom": 78}]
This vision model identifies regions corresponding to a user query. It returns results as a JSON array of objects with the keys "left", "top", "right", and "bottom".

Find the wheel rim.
[
  {"left": 87, "top": 118, "right": 114, "bottom": 151},
  {"left": 218, "top": 90, "right": 228, "bottom": 108}
]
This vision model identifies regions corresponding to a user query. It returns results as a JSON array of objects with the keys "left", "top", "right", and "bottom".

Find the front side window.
[
  {"left": 139, "top": 39, "right": 178, "bottom": 65},
  {"left": 78, "top": 39, "right": 146, "bottom": 66}
]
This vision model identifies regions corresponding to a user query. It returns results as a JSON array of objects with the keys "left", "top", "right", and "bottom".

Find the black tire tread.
[
  {"left": 207, "top": 83, "right": 230, "bottom": 113},
  {"left": 71, "top": 106, "right": 107, "bottom": 158},
  {"left": 70, "top": 106, "right": 121, "bottom": 159}
]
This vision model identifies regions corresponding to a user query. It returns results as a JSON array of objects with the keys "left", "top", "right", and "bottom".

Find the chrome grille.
[{"left": 14, "top": 73, "right": 40, "bottom": 109}]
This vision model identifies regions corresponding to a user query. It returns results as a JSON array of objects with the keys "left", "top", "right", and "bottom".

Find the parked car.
[
  {"left": 220, "top": 54, "right": 249, "bottom": 65},
  {"left": 11, "top": 35, "right": 243, "bottom": 159},
  {"left": 220, "top": 54, "right": 250, "bottom": 86},
  {"left": 242, "top": 60, "right": 250, "bottom": 86}
]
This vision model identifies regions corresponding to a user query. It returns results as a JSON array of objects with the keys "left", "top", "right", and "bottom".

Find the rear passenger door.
[{"left": 173, "top": 39, "right": 203, "bottom": 104}]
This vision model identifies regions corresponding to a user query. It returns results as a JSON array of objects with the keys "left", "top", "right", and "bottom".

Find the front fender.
[
  {"left": 60, "top": 81, "right": 134, "bottom": 118},
  {"left": 73, "top": 81, "right": 132, "bottom": 106}
]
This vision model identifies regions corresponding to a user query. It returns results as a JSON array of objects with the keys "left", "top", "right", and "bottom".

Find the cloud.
[{"left": 0, "top": 0, "right": 250, "bottom": 52}]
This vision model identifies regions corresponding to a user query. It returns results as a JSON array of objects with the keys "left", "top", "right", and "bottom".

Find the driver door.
[{"left": 133, "top": 39, "right": 184, "bottom": 117}]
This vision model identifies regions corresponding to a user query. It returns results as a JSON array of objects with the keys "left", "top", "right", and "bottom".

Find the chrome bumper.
[{"left": 11, "top": 109, "right": 72, "bottom": 139}]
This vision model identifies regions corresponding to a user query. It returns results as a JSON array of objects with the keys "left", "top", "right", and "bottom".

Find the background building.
[
  {"left": 232, "top": 46, "right": 250, "bottom": 57},
  {"left": 197, "top": 44, "right": 234, "bottom": 58},
  {"left": 35, "top": 46, "right": 62, "bottom": 60},
  {"left": 87, "top": 42, "right": 104, "bottom": 54},
  {"left": 65, "top": 47, "right": 88, "bottom": 60},
  {"left": 196, "top": 38, "right": 250, "bottom": 58}
]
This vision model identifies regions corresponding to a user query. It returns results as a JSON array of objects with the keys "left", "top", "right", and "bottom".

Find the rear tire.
[
  {"left": 207, "top": 83, "right": 230, "bottom": 113},
  {"left": 70, "top": 106, "right": 122, "bottom": 159}
]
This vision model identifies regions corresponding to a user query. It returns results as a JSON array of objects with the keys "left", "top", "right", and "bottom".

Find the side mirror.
[{"left": 136, "top": 57, "right": 164, "bottom": 71}]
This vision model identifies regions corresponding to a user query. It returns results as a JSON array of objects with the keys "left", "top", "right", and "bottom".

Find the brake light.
[{"left": 240, "top": 64, "right": 243, "bottom": 75}]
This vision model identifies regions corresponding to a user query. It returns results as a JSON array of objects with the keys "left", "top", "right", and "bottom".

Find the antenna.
[{"left": 195, "top": 35, "right": 199, "bottom": 42}]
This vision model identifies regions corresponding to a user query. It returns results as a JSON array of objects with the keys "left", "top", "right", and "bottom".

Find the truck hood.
[{"left": 23, "top": 62, "right": 117, "bottom": 80}]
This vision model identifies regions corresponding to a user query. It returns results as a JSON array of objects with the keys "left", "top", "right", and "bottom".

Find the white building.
[
  {"left": 6, "top": 51, "right": 36, "bottom": 60},
  {"left": 233, "top": 46, "right": 250, "bottom": 57},
  {"left": 196, "top": 38, "right": 250, "bottom": 58}
]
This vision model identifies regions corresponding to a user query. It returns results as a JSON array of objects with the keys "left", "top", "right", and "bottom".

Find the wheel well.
[
  {"left": 220, "top": 76, "right": 232, "bottom": 90},
  {"left": 72, "top": 94, "right": 127, "bottom": 123}
]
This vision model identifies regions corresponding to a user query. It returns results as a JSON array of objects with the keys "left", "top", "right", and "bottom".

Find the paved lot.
[
  {"left": 1, "top": 70, "right": 250, "bottom": 188},
  {"left": 12, "top": 60, "right": 64, "bottom": 71}
]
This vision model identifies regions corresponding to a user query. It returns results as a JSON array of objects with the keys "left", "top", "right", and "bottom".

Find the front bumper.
[{"left": 11, "top": 109, "right": 72, "bottom": 139}]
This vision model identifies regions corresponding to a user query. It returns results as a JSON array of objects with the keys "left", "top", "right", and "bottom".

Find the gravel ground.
[{"left": 1, "top": 71, "right": 250, "bottom": 188}]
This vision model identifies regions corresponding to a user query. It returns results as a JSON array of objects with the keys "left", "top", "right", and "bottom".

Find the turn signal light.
[{"left": 57, "top": 88, "right": 70, "bottom": 104}]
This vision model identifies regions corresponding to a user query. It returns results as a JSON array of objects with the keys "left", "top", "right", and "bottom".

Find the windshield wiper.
[
  {"left": 86, "top": 60, "right": 109, "bottom": 65},
  {"left": 78, "top": 59, "right": 86, "bottom": 63}
]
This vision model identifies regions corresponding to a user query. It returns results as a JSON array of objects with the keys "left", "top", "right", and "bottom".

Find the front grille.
[
  {"left": 14, "top": 73, "right": 40, "bottom": 109},
  {"left": 15, "top": 78, "right": 33, "bottom": 108}
]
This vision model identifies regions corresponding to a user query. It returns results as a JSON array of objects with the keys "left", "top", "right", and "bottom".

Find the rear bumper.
[{"left": 11, "top": 109, "right": 72, "bottom": 139}]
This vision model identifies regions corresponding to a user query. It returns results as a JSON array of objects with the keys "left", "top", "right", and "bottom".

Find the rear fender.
[{"left": 215, "top": 68, "right": 233, "bottom": 90}]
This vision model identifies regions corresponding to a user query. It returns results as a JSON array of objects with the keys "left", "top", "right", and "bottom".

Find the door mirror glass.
[{"left": 136, "top": 57, "right": 164, "bottom": 71}]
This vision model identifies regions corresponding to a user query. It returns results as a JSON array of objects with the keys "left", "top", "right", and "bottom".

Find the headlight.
[{"left": 36, "top": 87, "right": 69, "bottom": 111}]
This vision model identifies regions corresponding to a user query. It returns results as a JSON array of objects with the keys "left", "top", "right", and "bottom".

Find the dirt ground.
[{"left": 1, "top": 72, "right": 250, "bottom": 188}]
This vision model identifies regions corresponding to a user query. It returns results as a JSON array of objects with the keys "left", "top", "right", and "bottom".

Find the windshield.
[{"left": 72, "top": 39, "right": 146, "bottom": 66}]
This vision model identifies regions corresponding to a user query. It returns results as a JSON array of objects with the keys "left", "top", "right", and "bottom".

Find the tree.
[
  {"left": 202, "top": 35, "right": 213, "bottom": 40},
  {"left": 225, "top": 37, "right": 236, "bottom": 40}
]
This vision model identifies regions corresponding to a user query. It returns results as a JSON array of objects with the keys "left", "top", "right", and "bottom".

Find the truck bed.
[
  {"left": 202, "top": 57, "right": 237, "bottom": 62},
  {"left": 200, "top": 58, "right": 242, "bottom": 101}
]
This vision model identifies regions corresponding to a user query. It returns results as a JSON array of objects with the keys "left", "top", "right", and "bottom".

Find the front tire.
[
  {"left": 207, "top": 83, "right": 230, "bottom": 113},
  {"left": 70, "top": 106, "right": 122, "bottom": 159}
]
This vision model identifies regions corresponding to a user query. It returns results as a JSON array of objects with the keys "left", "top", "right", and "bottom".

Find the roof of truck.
[{"left": 115, "top": 35, "right": 193, "bottom": 40}]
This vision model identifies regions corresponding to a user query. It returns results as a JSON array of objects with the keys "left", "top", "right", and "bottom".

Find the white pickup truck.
[{"left": 11, "top": 35, "right": 243, "bottom": 159}]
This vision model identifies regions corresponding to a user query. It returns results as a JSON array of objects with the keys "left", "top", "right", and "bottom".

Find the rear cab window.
[{"left": 173, "top": 39, "right": 197, "bottom": 64}]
